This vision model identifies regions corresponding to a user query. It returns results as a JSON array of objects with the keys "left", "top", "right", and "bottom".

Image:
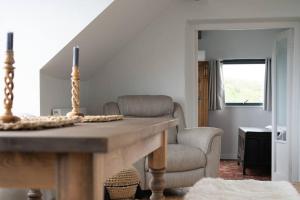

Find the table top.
[
  {"left": 0, "top": 117, "right": 178, "bottom": 153},
  {"left": 239, "top": 127, "right": 272, "bottom": 133}
]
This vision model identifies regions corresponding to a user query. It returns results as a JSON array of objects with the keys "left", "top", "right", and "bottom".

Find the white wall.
[
  {"left": 0, "top": 0, "right": 112, "bottom": 116},
  {"left": 87, "top": 0, "right": 300, "bottom": 116},
  {"left": 41, "top": 0, "right": 173, "bottom": 80},
  {"left": 40, "top": 73, "right": 90, "bottom": 115},
  {"left": 88, "top": 9, "right": 187, "bottom": 114},
  {"left": 199, "top": 30, "right": 281, "bottom": 60},
  {"left": 84, "top": 1, "right": 300, "bottom": 160},
  {"left": 39, "top": 0, "right": 173, "bottom": 115},
  {"left": 209, "top": 107, "right": 272, "bottom": 158},
  {"left": 198, "top": 29, "right": 279, "bottom": 159}
]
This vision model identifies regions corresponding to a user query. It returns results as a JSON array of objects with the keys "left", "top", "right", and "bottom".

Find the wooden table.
[
  {"left": 238, "top": 127, "right": 271, "bottom": 175},
  {"left": 0, "top": 117, "right": 177, "bottom": 200}
]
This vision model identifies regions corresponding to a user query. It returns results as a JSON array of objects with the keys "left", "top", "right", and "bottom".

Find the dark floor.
[{"left": 219, "top": 159, "right": 271, "bottom": 180}]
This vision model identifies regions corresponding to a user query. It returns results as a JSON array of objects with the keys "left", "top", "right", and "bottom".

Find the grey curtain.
[
  {"left": 208, "top": 60, "right": 225, "bottom": 110},
  {"left": 264, "top": 58, "right": 272, "bottom": 111}
]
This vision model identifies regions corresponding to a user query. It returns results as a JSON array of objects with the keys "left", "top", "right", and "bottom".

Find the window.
[{"left": 222, "top": 59, "right": 265, "bottom": 106}]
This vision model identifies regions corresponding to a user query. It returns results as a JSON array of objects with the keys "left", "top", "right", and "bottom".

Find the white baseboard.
[{"left": 221, "top": 154, "right": 237, "bottom": 160}]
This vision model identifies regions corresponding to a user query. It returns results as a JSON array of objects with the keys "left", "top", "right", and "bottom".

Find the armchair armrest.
[{"left": 177, "top": 127, "right": 223, "bottom": 154}]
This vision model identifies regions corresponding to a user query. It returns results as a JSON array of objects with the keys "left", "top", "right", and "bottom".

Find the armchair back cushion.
[
  {"left": 103, "top": 95, "right": 178, "bottom": 144},
  {"left": 118, "top": 95, "right": 177, "bottom": 143},
  {"left": 117, "top": 95, "right": 174, "bottom": 117},
  {"left": 173, "top": 102, "right": 186, "bottom": 131},
  {"left": 103, "top": 102, "right": 120, "bottom": 115}
]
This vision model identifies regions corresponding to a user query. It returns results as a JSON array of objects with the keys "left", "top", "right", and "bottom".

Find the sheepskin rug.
[{"left": 185, "top": 178, "right": 300, "bottom": 200}]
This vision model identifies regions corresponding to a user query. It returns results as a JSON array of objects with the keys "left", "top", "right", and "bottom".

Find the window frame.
[{"left": 221, "top": 59, "right": 266, "bottom": 106}]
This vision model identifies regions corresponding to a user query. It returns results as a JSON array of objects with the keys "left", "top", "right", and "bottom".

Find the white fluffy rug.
[{"left": 185, "top": 178, "right": 300, "bottom": 200}]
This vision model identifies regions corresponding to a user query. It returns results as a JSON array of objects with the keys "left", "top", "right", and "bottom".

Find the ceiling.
[{"left": 41, "top": 0, "right": 173, "bottom": 80}]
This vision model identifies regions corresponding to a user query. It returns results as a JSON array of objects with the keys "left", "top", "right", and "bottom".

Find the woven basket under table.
[{"left": 104, "top": 168, "right": 140, "bottom": 200}]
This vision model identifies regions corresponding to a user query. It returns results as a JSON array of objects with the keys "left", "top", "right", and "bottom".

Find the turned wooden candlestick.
[
  {"left": 67, "top": 66, "right": 84, "bottom": 117},
  {"left": 0, "top": 50, "right": 20, "bottom": 123}
]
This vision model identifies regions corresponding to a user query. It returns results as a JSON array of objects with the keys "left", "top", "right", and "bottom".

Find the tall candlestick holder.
[
  {"left": 0, "top": 50, "right": 20, "bottom": 123},
  {"left": 66, "top": 66, "right": 84, "bottom": 117}
]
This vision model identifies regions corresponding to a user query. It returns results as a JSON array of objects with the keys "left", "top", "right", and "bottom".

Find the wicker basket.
[{"left": 104, "top": 168, "right": 140, "bottom": 200}]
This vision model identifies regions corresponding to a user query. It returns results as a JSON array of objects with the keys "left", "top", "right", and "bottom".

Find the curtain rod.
[{"left": 220, "top": 59, "right": 266, "bottom": 64}]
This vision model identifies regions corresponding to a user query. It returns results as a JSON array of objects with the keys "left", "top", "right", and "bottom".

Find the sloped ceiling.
[
  {"left": 0, "top": 0, "right": 113, "bottom": 115},
  {"left": 41, "top": 0, "right": 173, "bottom": 80},
  {"left": 0, "top": 0, "right": 114, "bottom": 73}
]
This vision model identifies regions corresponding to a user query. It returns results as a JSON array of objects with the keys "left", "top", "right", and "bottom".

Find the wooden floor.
[
  {"left": 293, "top": 182, "right": 300, "bottom": 193},
  {"left": 219, "top": 160, "right": 270, "bottom": 180}
]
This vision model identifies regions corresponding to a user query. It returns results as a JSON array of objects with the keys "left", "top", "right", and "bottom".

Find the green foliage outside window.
[{"left": 223, "top": 63, "right": 265, "bottom": 105}]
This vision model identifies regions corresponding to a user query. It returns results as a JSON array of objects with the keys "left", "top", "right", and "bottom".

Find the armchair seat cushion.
[{"left": 146, "top": 144, "right": 206, "bottom": 172}]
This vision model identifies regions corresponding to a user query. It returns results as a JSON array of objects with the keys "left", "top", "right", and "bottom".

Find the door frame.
[
  {"left": 185, "top": 18, "right": 300, "bottom": 181},
  {"left": 272, "top": 29, "right": 294, "bottom": 180}
]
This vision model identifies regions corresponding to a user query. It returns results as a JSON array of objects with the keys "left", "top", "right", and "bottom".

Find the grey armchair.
[{"left": 103, "top": 95, "right": 223, "bottom": 189}]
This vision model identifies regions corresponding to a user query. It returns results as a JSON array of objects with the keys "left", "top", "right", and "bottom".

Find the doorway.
[{"left": 185, "top": 19, "right": 300, "bottom": 181}]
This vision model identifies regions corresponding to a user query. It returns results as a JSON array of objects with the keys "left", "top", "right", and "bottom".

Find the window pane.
[{"left": 223, "top": 64, "right": 265, "bottom": 104}]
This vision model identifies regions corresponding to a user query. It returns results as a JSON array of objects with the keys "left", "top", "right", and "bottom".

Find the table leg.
[
  {"left": 56, "top": 153, "right": 93, "bottom": 200},
  {"left": 148, "top": 130, "right": 168, "bottom": 200},
  {"left": 93, "top": 154, "right": 104, "bottom": 200},
  {"left": 27, "top": 189, "right": 42, "bottom": 200}
]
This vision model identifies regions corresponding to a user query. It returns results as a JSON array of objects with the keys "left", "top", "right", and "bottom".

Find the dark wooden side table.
[{"left": 238, "top": 127, "right": 272, "bottom": 175}]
